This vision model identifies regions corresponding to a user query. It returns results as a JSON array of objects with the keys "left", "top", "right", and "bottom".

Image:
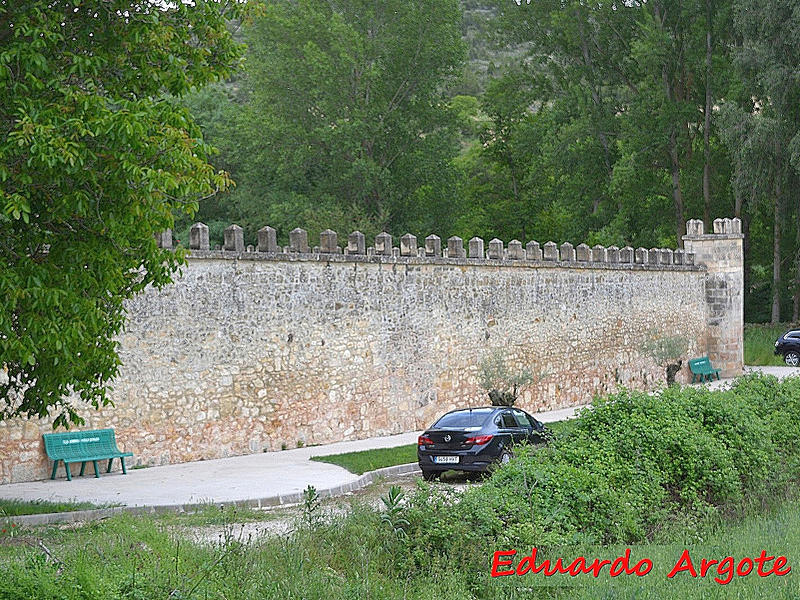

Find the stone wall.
[{"left": 0, "top": 221, "right": 742, "bottom": 484}]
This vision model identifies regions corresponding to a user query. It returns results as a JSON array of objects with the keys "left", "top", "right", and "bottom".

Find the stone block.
[
  {"left": 488, "top": 238, "right": 503, "bottom": 259},
  {"left": 155, "top": 229, "right": 172, "bottom": 249},
  {"left": 543, "top": 241, "right": 558, "bottom": 261},
  {"left": 526, "top": 241, "right": 542, "bottom": 260},
  {"left": 224, "top": 224, "right": 244, "bottom": 252},
  {"left": 686, "top": 219, "right": 704, "bottom": 236},
  {"left": 507, "top": 240, "right": 524, "bottom": 260},
  {"left": 289, "top": 228, "right": 309, "bottom": 253},
  {"left": 375, "top": 232, "right": 393, "bottom": 256},
  {"left": 469, "top": 237, "right": 485, "bottom": 259},
  {"left": 320, "top": 229, "right": 338, "bottom": 253},
  {"left": 620, "top": 246, "right": 634, "bottom": 263},
  {"left": 635, "top": 247, "right": 648, "bottom": 264},
  {"left": 190, "top": 223, "right": 210, "bottom": 251},
  {"left": 592, "top": 245, "right": 607, "bottom": 262},
  {"left": 347, "top": 231, "right": 366, "bottom": 255},
  {"left": 447, "top": 236, "right": 465, "bottom": 259},
  {"left": 606, "top": 246, "right": 620, "bottom": 263},
  {"left": 648, "top": 248, "right": 660, "bottom": 264},
  {"left": 425, "top": 234, "right": 441, "bottom": 257},
  {"left": 401, "top": 233, "right": 418, "bottom": 256},
  {"left": 576, "top": 243, "right": 591, "bottom": 262},
  {"left": 257, "top": 226, "right": 277, "bottom": 252},
  {"left": 660, "top": 249, "right": 673, "bottom": 265},
  {"left": 713, "top": 218, "right": 724, "bottom": 234},
  {"left": 673, "top": 249, "right": 684, "bottom": 265},
  {"left": 559, "top": 242, "right": 575, "bottom": 262}
]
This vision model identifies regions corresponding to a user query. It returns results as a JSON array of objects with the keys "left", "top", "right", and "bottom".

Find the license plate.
[{"left": 433, "top": 456, "right": 459, "bottom": 464}]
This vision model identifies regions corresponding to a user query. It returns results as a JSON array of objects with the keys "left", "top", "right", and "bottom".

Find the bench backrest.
[
  {"left": 688, "top": 356, "right": 713, "bottom": 373},
  {"left": 43, "top": 429, "right": 122, "bottom": 460}
]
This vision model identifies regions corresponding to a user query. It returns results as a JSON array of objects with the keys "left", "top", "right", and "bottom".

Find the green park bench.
[
  {"left": 43, "top": 429, "right": 133, "bottom": 481},
  {"left": 688, "top": 356, "right": 721, "bottom": 383}
]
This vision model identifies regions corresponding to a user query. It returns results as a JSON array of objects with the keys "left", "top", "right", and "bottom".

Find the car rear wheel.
[
  {"left": 422, "top": 469, "right": 438, "bottom": 482},
  {"left": 785, "top": 351, "right": 800, "bottom": 367}
]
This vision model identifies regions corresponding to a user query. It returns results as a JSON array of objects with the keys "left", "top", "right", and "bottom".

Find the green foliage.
[
  {"left": 380, "top": 485, "right": 410, "bottom": 538},
  {"left": 187, "top": 0, "right": 468, "bottom": 244},
  {"left": 404, "top": 374, "right": 794, "bottom": 558},
  {"left": 478, "top": 349, "right": 535, "bottom": 406},
  {"left": 0, "top": 2, "right": 245, "bottom": 426}
]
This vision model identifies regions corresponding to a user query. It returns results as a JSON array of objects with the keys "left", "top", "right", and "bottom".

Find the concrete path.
[{"left": 0, "top": 366, "right": 795, "bottom": 512}]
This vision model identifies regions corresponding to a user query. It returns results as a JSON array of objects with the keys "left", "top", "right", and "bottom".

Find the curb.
[{"left": 3, "top": 462, "right": 422, "bottom": 527}]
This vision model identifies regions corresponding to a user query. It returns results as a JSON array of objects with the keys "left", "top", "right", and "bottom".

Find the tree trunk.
[
  {"left": 669, "top": 128, "right": 686, "bottom": 247},
  {"left": 703, "top": 0, "right": 713, "bottom": 226},
  {"left": 772, "top": 178, "right": 782, "bottom": 323}
]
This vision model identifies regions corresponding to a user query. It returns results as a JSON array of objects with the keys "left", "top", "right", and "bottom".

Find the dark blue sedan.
[{"left": 417, "top": 406, "right": 547, "bottom": 481}]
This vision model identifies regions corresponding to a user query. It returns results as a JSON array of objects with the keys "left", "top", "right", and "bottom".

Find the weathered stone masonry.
[{"left": 0, "top": 219, "right": 743, "bottom": 483}]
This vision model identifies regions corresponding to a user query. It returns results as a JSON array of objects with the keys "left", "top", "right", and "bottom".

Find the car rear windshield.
[{"left": 433, "top": 409, "right": 493, "bottom": 428}]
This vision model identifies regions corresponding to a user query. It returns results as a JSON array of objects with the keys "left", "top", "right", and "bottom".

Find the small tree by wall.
[
  {"left": 478, "top": 350, "right": 535, "bottom": 406},
  {"left": 641, "top": 333, "right": 689, "bottom": 386}
]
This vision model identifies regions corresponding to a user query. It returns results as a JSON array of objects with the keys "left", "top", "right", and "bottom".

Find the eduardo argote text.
[{"left": 491, "top": 548, "right": 791, "bottom": 585}]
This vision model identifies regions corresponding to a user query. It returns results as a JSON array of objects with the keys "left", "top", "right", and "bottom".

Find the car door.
[
  {"left": 495, "top": 410, "right": 526, "bottom": 447},
  {"left": 512, "top": 409, "right": 546, "bottom": 445}
]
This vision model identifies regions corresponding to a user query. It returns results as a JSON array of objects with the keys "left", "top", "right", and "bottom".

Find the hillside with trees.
[{"left": 179, "top": 0, "right": 800, "bottom": 324}]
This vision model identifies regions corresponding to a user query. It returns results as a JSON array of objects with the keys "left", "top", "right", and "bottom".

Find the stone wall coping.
[
  {"left": 682, "top": 234, "right": 744, "bottom": 242},
  {"left": 185, "top": 249, "right": 705, "bottom": 272}
]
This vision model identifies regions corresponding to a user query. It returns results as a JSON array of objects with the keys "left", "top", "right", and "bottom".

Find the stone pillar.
[
  {"left": 290, "top": 228, "right": 309, "bottom": 253},
  {"left": 347, "top": 231, "right": 366, "bottom": 255},
  {"left": 592, "top": 245, "right": 607, "bottom": 262},
  {"left": 507, "top": 240, "right": 524, "bottom": 260},
  {"left": 559, "top": 242, "right": 575, "bottom": 262},
  {"left": 683, "top": 217, "right": 744, "bottom": 377},
  {"left": 320, "top": 229, "right": 338, "bottom": 254},
  {"left": 526, "top": 241, "right": 542, "bottom": 260},
  {"left": 488, "top": 238, "right": 503, "bottom": 259},
  {"left": 447, "top": 236, "right": 465, "bottom": 259},
  {"left": 576, "top": 243, "right": 591, "bottom": 262},
  {"left": 155, "top": 229, "right": 172, "bottom": 249},
  {"left": 620, "top": 246, "right": 634, "bottom": 263},
  {"left": 224, "top": 224, "right": 244, "bottom": 252},
  {"left": 375, "top": 232, "right": 393, "bottom": 256},
  {"left": 606, "top": 246, "right": 620, "bottom": 263},
  {"left": 190, "top": 223, "right": 209, "bottom": 251},
  {"left": 543, "top": 241, "right": 558, "bottom": 261},
  {"left": 425, "top": 234, "right": 441, "bottom": 257},
  {"left": 469, "top": 237, "right": 485, "bottom": 259},
  {"left": 257, "top": 226, "right": 278, "bottom": 252},
  {"left": 400, "top": 233, "right": 417, "bottom": 256}
]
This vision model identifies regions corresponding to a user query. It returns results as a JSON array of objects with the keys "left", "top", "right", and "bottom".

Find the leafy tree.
[
  {"left": 0, "top": 2, "right": 245, "bottom": 427},
  {"left": 212, "top": 0, "right": 467, "bottom": 242}
]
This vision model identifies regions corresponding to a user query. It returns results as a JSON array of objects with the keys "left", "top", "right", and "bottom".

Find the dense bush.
[{"left": 403, "top": 373, "right": 800, "bottom": 560}]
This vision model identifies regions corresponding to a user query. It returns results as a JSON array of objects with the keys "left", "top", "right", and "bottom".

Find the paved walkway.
[{"left": 0, "top": 366, "right": 795, "bottom": 512}]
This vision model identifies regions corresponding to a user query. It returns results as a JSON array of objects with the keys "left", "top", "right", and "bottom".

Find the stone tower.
[{"left": 683, "top": 218, "right": 744, "bottom": 377}]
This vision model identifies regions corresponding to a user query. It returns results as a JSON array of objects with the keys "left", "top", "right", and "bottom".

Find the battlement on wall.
[{"left": 151, "top": 222, "right": 746, "bottom": 271}]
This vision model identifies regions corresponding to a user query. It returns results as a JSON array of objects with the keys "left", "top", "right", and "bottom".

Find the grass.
[
  {"left": 0, "top": 499, "right": 114, "bottom": 517},
  {"left": 0, "top": 484, "right": 798, "bottom": 598},
  {"left": 744, "top": 322, "right": 793, "bottom": 366},
  {"left": 310, "top": 444, "right": 418, "bottom": 474}
]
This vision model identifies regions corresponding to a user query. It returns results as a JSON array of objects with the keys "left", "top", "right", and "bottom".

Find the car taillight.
[
  {"left": 466, "top": 434, "right": 493, "bottom": 445},
  {"left": 418, "top": 435, "right": 433, "bottom": 446}
]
